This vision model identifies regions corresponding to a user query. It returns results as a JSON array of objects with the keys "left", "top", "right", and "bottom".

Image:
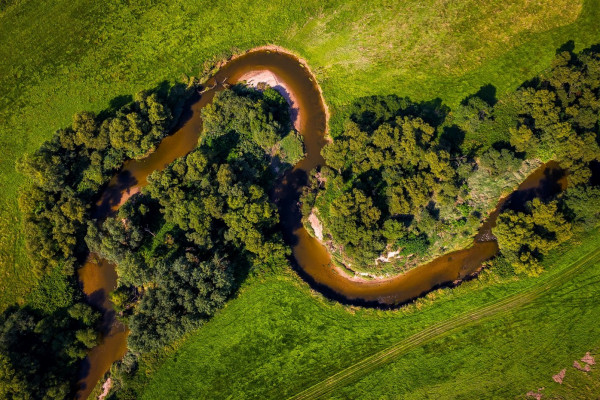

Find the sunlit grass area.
[
  {"left": 1, "top": 0, "right": 598, "bottom": 307},
  {"left": 129, "top": 229, "right": 600, "bottom": 399}
]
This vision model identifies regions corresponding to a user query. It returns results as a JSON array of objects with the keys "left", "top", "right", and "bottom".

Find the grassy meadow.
[
  {"left": 2, "top": 0, "right": 600, "bottom": 398},
  {"left": 124, "top": 229, "right": 600, "bottom": 399},
  {"left": 1, "top": 0, "right": 599, "bottom": 307}
]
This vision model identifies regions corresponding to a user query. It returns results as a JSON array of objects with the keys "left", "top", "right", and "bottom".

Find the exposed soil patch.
[
  {"left": 581, "top": 352, "right": 595, "bottom": 365},
  {"left": 98, "top": 378, "right": 112, "bottom": 400},
  {"left": 239, "top": 69, "right": 300, "bottom": 130},
  {"left": 573, "top": 360, "right": 591, "bottom": 372},
  {"left": 552, "top": 368, "right": 566, "bottom": 384},
  {"left": 308, "top": 211, "right": 323, "bottom": 241}
]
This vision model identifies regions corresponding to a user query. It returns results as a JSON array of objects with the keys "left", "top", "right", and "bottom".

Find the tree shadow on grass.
[{"left": 461, "top": 83, "right": 497, "bottom": 107}]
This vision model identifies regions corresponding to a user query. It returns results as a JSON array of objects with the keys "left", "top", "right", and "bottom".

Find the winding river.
[{"left": 76, "top": 48, "right": 565, "bottom": 398}]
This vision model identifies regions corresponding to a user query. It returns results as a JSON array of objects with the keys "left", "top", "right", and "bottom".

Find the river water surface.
[{"left": 76, "top": 49, "right": 564, "bottom": 398}]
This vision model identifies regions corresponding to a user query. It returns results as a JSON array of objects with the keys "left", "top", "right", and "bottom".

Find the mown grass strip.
[{"left": 289, "top": 247, "right": 600, "bottom": 399}]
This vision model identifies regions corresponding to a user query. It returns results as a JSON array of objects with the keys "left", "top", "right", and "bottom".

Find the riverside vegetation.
[
  {"left": 1, "top": 1, "right": 600, "bottom": 398},
  {"left": 109, "top": 47, "right": 600, "bottom": 399},
  {"left": 86, "top": 86, "right": 299, "bottom": 353},
  {"left": 302, "top": 48, "right": 600, "bottom": 275},
  {"left": 2, "top": 0, "right": 599, "bottom": 309},
  {"left": 2, "top": 46, "right": 600, "bottom": 400},
  {"left": 0, "top": 85, "right": 192, "bottom": 397}
]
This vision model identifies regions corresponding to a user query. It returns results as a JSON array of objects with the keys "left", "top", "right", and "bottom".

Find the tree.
[
  {"left": 493, "top": 198, "right": 572, "bottom": 276},
  {"left": 0, "top": 305, "right": 100, "bottom": 399},
  {"left": 313, "top": 96, "right": 459, "bottom": 267}
]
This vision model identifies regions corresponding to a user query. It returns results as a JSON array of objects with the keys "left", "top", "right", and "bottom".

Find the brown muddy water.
[{"left": 76, "top": 48, "right": 565, "bottom": 398}]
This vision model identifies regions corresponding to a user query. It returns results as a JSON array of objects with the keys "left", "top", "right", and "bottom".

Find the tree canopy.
[
  {"left": 17, "top": 88, "right": 181, "bottom": 275},
  {"left": 0, "top": 304, "right": 100, "bottom": 399},
  {"left": 305, "top": 97, "right": 466, "bottom": 268},
  {"left": 87, "top": 86, "right": 297, "bottom": 352},
  {"left": 5, "top": 83, "right": 191, "bottom": 398},
  {"left": 494, "top": 198, "right": 573, "bottom": 276}
]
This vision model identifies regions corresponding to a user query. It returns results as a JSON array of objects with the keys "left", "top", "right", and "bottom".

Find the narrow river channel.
[{"left": 76, "top": 48, "right": 565, "bottom": 398}]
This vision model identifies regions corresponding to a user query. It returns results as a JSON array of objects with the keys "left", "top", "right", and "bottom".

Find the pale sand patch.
[
  {"left": 552, "top": 368, "right": 566, "bottom": 384},
  {"left": 221, "top": 44, "right": 331, "bottom": 136},
  {"left": 239, "top": 69, "right": 300, "bottom": 130},
  {"left": 98, "top": 378, "right": 112, "bottom": 400},
  {"left": 376, "top": 249, "right": 402, "bottom": 264},
  {"left": 308, "top": 211, "right": 323, "bottom": 241},
  {"left": 581, "top": 352, "right": 596, "bottom": 365}
]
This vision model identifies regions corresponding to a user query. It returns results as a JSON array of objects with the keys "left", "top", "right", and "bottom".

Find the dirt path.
[{"left": 288, "top": 247, "right": 600, "bottom": 399}]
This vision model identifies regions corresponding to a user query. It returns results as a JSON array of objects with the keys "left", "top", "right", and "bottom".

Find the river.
[{"left": 76, "top": 48, "right": 565, "bottom": 398}]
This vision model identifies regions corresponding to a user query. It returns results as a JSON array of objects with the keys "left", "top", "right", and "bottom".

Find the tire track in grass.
[{"left": 289, "top": 247, "right": 600, "bottom": 400}]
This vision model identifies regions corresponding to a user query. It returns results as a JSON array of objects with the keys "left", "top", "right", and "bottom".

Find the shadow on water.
[
  {"left": 502, "top": 162, "right": 567, "bottom": 213},
  {"left": 94, "top": 171, "right": 138, "bottom": 219},
  {"left": 591, "top": 160, "right": 600, "bottom": 186},
  {"left": 273, "top": 168, "right": 308, "bottom": 247},
  {"left": 87, "top": 288, "right": 118, "bottom": 335}
]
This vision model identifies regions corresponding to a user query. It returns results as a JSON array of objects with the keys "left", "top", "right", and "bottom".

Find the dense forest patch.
[
  {"left": 87, "top": 86, "right": 298, "bottom": 361},
  {"left": 0, "top": 304, "right": 100, "bottom": 398},
  {"left": 303, "top": 47, "right": 600, "bottom": 275},
  {"left": 0, "top": 83, "right": 192, "bottom": 398},
  {"left": 302, "top": 97, "right": 465, "bottom": 270},
  {"left": 16, "top": 87, "right": 187, "bottom": 276}
]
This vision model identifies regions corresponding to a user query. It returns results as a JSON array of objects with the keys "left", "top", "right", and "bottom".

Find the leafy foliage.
[
  {"left": 87, "top": 87, "right": 296, "bottom": 352},
  {"left": 494, "top": 198, "right": 573, "bottom": 276},
  {"left": 307, "top": 97, "right": 467, "bottom": 268},
  {"left": 0, "top": 304, "right": 100, "bottom": 399},
  {"left": 17, "top": 88, "right": 180, "bottom": 276},
  {"left": 508, "top": 50, "right": 600, "bottom": 185},
  {"left": 201, "top": 86, "right": 291, "bottom": 151},
  {"left": 5, "top": 83, "right": 190, "bottom": 398}
]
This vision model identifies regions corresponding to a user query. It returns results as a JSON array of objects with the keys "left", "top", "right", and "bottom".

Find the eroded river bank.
[{"left": 76, "top": 48, "right": 565, "bottom": 398}]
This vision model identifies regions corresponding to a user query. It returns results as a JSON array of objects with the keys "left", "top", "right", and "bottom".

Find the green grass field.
[
  {"left": 2, "top": 1, "right": 600, "bottom": 398},
  {"left": 1, "top": 0, "right": 599, "bottom": 308},
  {"left": 125, "top": 229, "right": 600, "bottom": 399}
]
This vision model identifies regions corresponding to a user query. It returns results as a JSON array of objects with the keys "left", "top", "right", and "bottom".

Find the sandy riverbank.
[{"left": 239, "top": 69, "right": 301, "bottom": 130}]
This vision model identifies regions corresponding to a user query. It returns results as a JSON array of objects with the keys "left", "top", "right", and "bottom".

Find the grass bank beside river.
[
  {"left": 1, "top": 0, "right": 599, "bottom": 308},
  {"left": 116, "top": 227, "right": 600, "bottom": 399}
]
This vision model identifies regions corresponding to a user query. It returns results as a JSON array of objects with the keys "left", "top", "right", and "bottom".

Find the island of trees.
[
  {"left": 302, "top": 47, "right": 600, "bottom": 277},
  {"left": 1, "top": 44, "right": 600, "bottom": 399},
  {"left": 87, "top": 86, "right": 299, "bottom": 354}
]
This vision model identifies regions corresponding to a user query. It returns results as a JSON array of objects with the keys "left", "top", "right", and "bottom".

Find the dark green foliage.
[
  {"left": 494, "top": 198, "right": 573, "bottom": 276},
  {"left": 17, "top": 187, "right": 88, "bottom": 274},
  {"left": 466, "top": 146, "right": 535, "bottom": 212},
  {"left": 311, "top": 96, "right": 462, "bottom": 266},
  {"left": 488, "top": 255, "right": 516, "bottom": 278},
  {"left": 491, "top": 48, "right": 600, "bottom": 277},
  {"left": 562, "top": 185, "right": 600, "bottom": 227},
  {"left": 0, "top": 304, "right": 100, "bottom": 399},
  {"left": 509, "top": 50, "right": 600, "bottom": 185},
  {"left": 108, "top": 91, "right": 173, "bottom": 159},
  {"left": 26, "top": 266, "right": 76, "bottom": 313},
  {"left": 9, "top": 83, "right": 191, "bottom": 398},
  {"left": 88, "top": 87, "right": 295, "bottom": 353},
  {"left": 201, "top": 86, "right": 290, "bottom": 151},
  {"left": 452, "top": 93, "right": 521, "bottom": 154},
  {"left": 127, "top": 255, "right": 232, "bottom": 353},
  {"left": 17, "top": 89, "right": 179, "bottom": 276}
]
